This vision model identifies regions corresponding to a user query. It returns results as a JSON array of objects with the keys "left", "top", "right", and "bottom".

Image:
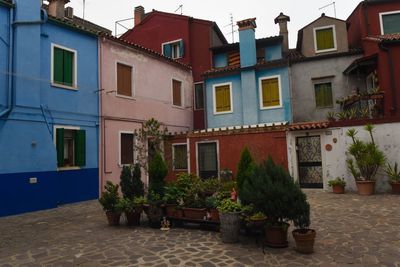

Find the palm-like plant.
[{"left": 385, "top": 162, "right": 400, "bottom": 183}]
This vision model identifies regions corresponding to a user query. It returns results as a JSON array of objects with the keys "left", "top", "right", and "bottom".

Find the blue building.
[
  {"left": 0, "top": 0, "right": 109, "bottom": 216},
  {"left": 204, "top": 17, "right": 292, "bottom": 129}
]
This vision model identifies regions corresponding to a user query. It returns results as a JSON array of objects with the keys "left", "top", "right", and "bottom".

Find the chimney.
[
  {"left": 134, "top": 6, "right": 145, "bottom": 26},
  {"left": 237, "top": 18, "right": 257, "bottom": 68},
  {"left": 48, "top": 0, "right": 70, "bottom": 18},
  {"left": 65, "top": 6, "right": 73, "bottom": 19},
  {"left": 274, "top": 12, "right": 290, "bottom": 52}
]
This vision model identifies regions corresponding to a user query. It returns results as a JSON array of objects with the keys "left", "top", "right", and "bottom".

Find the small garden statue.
[{"left": 160, "top": 217, "right": 170, "bottom": 231}]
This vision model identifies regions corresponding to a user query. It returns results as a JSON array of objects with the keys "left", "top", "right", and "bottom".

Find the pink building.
[{"left": 99, "top": 35, "right": 193, "bottom": 188}]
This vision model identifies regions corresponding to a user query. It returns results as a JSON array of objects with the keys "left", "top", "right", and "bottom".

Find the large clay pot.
[
  {"left": 332, "top": 184, "right": 345, "bottom": 194},
  {"left": 146, "top": 204, "right": 163, "bottom": 228},
  {"left": 183, "top": 208, "right": 207, "bottom": 220},
  {"left": 126, "top": 211, "right": 141, "bottom": 226},
  {"left": 356, "top": 181, "right": 375, "bottom": 196},
  {"left": 106, "top": 211, "right": 121, "bottom": 226},
  {"left": 292, "top": 229, "right": 316, "bottom": 254},
  {"left": 210, "top": 208, "right": 220, "bottom": 222},
  {"left": 390, "top": 182, "right": 400, "bottom": 194},
  {"left": 219, "top": 212, "right": 241, "bottom": 243},
  {"left": 265, "top": 222, "right": 289, "bottom": 248}
]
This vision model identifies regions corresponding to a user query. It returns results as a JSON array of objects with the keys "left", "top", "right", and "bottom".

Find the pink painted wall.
[{"left": 100, "top": 38, "right": 193, "bottom": 189}]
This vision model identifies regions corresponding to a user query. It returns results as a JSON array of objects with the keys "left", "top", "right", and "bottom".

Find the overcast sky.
[{"left": 67, "top": 0, "right": 362, "bottom": 48}]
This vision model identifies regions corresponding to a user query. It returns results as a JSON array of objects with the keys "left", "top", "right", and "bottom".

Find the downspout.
[
  {"left": 0, "top": 0, "right": 14, "bottom": 118},
  {"left": 98, "top": 37, "right": 103, "bottom": 195},
  {"left": 379, "top": 42, "right": 397, "bottom": 114}
]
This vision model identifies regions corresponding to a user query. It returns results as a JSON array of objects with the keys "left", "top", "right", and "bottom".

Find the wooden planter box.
[
  {"left": 182, "top": 208, "right": 207, "bottom": 220},
  {"left": 164, "top": 204, "right": 183, "bottom": 218}
]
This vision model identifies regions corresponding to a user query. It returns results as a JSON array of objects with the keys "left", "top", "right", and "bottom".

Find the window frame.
[
  {"left": 115, "top": 60, "right": 135, "bottom": 99},
  {"left": 379, "top": 10, "right": 400, "bottom": 35},
  {"left": 313, "top": 25, "right": 337, "bottom": 54},
  {"left": 118, "top": 131, "right": 135, "bottom": 167},
  {"left": 195, "top": 140, "right": 220, "bottom": 179},
  {"left": 313, "top": 81, "right": 334, "bottom": 109},
  {"left": 53, "top": 125, "right": 81, "bottom": 171},
  {"left": 171, "top": 78, "right": 184, "bottom": 108},
  {"left": 194, "top": 82, "right": 205, "bottom": 110},
  {"left": 51, "top": 43, "right": 78, "bottom": 90},
  {"left": 213, "top": 82, "right": 233, "bottom": 115},
  {"left": 258, "top": 75, "right": 283, "bottom": 110},
  {"left": 172, "top": 143, "right": 188, "bottom": 171},
  {"left": 161, "top": 39, "right": 183, "bottom": 59}
]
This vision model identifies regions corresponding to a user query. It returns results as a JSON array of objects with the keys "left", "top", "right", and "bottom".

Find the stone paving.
[{"left": 0, "top": 190, "right": 399, "bottom": 267}]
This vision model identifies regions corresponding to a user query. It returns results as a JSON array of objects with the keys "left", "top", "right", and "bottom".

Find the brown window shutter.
[
  {"left": 121, "top": 133, "right": 134, "bottom": 165},
  {"left": 117, "top": 63, "right": 132, "bottom": 97},
  {"left": 172, "top": 79, "right": 182, "bottom": 106},
  {"left": 228, "top": 51, "right": 240, "bottom": 66}
]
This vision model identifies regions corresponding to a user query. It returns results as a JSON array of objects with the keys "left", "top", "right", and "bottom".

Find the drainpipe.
[
  {"left": 0, "top": 0, "right": 15, "bottom": 118},
  {"left": 379, "top": 42, "right": 397, "bottom": 114}
]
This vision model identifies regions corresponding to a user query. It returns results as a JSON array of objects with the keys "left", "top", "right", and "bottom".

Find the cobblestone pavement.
[{"left": 0, "top": 190, "right": 399, "bottom": 267}]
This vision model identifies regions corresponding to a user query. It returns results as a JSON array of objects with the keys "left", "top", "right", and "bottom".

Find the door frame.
[
  {"left": 195, "top": 140, "right": 220, "bottom": 179},
  {"left": 296, "top": 135, "right": 323, "bottom": 188}
]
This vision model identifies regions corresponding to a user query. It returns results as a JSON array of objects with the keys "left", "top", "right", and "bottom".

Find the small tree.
[
  {"left": 148, "top": 152, "right": 168, "bottom": 199},
  {"left": 132, "top": 163, "right": 144, "bottom": 197},
  {"left": 236, "top": 147, "right": 255, "bottom": 204},
  {"left": 120, "top": 165, "right": 134, "bottom": 199}
]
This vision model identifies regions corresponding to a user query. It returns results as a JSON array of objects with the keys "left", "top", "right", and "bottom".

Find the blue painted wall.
[
  {"left": 0, "top": 4, "right": 10, "bottom": 111},
  {"left": 0, "top": 0, "right": 99, "bottom": 217},
  {"left": 214, "top": 53, "right": 227, "bottom": 68},
  {"left": 239, "top": 29, "right": 257, "bottom": 67},
  {"left": 265, "top": 44, "right": 282, "bottom": 61}
]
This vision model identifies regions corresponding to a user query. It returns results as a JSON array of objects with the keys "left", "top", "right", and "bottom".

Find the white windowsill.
[
  {"left": 51, "top": 82, "right": 78, "bottom": 91},
  {"left": 315, "top": 48, "right": 337, "bottom": 54},
  {"left": 57, "top": 166, "right": 81, "bottom": 171},
  {"left": 116, "top": 94, "right": 136, "bottom": 100},
  {"left": 260, "top": 105, "right": 283, "bottom": 110}
]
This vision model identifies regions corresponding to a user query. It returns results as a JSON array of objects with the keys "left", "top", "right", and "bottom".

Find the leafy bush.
[
  {"left": 205, "top": 196, "right": 218, "bottom": 209},
  {"left": 99, "top": 181, "right": 122, "bottom": 212},
  {"left": 241, "top": 156, "right": 310, "bottom": 228},
  {"left": 346, "top": 124, "right": 385, "bottom": 181},
  {"left": 148, "top": 152, "right": 168, "bottom": 198},
  {"left": 385, "top": 162, "right": 400, "bottom": 183},
  {"left": 236, "top": 147, "right": 255, "bottom": 204},
  {"left": 132, "top": 163, "right": 144, "bottom": 197},
  {"left": 200, "top": 178, "right": 223, "bottom": 196},
  {"left": 217, "top": 199, "right": 243, "bottom": 213},
  {"left": 163, "top": 183, "right": 184, "bottom": 205},
  {"left": 120, "top": 166, "right": 134, "bottom": 199}
]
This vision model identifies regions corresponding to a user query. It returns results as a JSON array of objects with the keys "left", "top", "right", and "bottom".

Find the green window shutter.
[
  {"left": 63, "top": 50, "right": 74, "bottom": 86},
  {"left": 54, "top": 47, "right": 64, "bottom": 84},
  {"left": 56, "top": 128, "right": 65, "bottom": 167},
  {"left": 75, "top": 130, "right": 86, "bottom": 167},
  {"left": 163, "top": 43, "right": 172, "bottom": 57},
  {"left": 315, "top": 83, "right": 333, "bottom": 108},
  {"left": 316, "top": 28, "right": 334, "bottom": 51},
  {"left": 382, "top": 13, "right": 400, "bottom": 34},
  {"left": 179, "top": 40, "right": 184, "bottom": 57}
]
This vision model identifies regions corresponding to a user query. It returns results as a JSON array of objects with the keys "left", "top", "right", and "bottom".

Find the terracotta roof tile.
[{"left": 288, "top": 121, "right": 330, "bottom": 131}]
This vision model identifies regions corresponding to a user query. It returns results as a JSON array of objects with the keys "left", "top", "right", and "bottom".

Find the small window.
[
  {"left": 214, "top": 83, "right": 232, "bottom": 114},
  {"left": 380, "top": 11, "right": 400, "bottom": 35},
  {"left": 172, "top": 79, "right": 183, "bottom": 107},
  {"left": 314, "top": 82, "right": 333, "bottom": 108},
  {"left": 117, "top": 63, "right": 133, "bottom": 97},
  {"left": 52, "top": 45, "right": 76, "bottom": 88},
  {"left": 120, "top": 132, "right": 134, "bottom": 165},
  {"left": 314, "top": 26, "right": 336, "bottom": 53},
  {"left": 173, "top": 144, "right": 188, "bottom": 170},
  {"left": 198, "top": 142, "right": 218, "bottom": 179},
  {"left": 260, "top": 77, "right": 281, "bottom": 108},
  {"left": 194, "top": 83, "right": 204, "bottom": 110},
  {"left": 56, "top": 128, "right": 86, "bottom": 168},
  {"left": 162, "top": 40, "right": 184, "bottom": 59}
]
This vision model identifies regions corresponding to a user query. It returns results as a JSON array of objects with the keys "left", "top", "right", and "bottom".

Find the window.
[
  {"left": 172, "top": 79, "right": 183, "bottom": 107},
  {"left": 162, "top": 39, "right": 184, "bottom": 59},
  {"left": 194, "top": 83, "right": 204, "bottom": 110},
  {"left": 259, "top": 76, "right": 281, "bottom": 109},
  {"left": 314, "top": 82, "right": 333, "bottom": 108},
  {"left": 314, "top": 25, "right": 337, "bottom": 53},
  {"left": 117, "top": 63, "right": 133, "bottom": 97},
  {"left": 173, "top": 144, "right": 188, "bottom": 170},
  {"left": 52, "top": 44, "right": 76, "bottom": 88},
  {"left": 55, "top": 127, "right": 86, "bottom": 168},
  {"left": 197, "top": 142, "right": 218, "bottom": 179},
  {"left": 213, "top": 83, "right": 232, "bottom": 114},
  {"left": 120, "top": 132, "right": 134, "bottom": 165},
  {"left": 380, "top": 11, "right": 400, "bottom": 35}
]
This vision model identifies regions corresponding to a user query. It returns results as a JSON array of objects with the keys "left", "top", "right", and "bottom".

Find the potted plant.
[
  {"left": 248, "top": 211, "right": 267, "bottom": 228},
  {"left": 346, "top": 124, "right": 385, "bottom": 195},
  {"left": 99, "top": 181, "right": 123, "bottom": 226},
  {"left": 385, "top": 162, "right": 400, "bottom": 194},
  {"left": 217, "top": 198, "right": 243, "bottom": 243},
  {"left": 163, "top": 183, "right": 183, "bottom": 218},
  {"left": 205, "top": 196, "right": 219, "bottom": 222},
  {"left": 119, "top": 197, "right": 143, "bottom": 226},
  {"left": 328, "top": 177, "right": 346, "bottom": 194},
  {"left": 291, "top": 189, "right": 316, "bottom": 254}
]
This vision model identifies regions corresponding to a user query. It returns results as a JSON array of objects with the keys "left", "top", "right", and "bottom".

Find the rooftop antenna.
[
  {"left": 319, "top": 2, "right": 336, "bottom": 18},
  {"left": 224, "top": 13, "right": 236, "bottom": 43},
  {"left": 175, "top": 4, "right": 183, "bottom": 15},
  {"left": 114, "top": 17, "right": 134, "bottom": 37},
  {"left": 83, "top": 0, "right": 86, "bottom": 20}
]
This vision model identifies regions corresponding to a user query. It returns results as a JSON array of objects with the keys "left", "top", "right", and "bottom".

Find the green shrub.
[
  {"left": 99, "top": 181, "right": 122, "bottom": 212},
  {"left": 328, "top": 177, "right": 346, "bottom": 187},
  {"left": 163, "top": 183, "right": 184, "bottom": 204},
  {"left": 148, "top": 152, "right": 168, "bottom": 198},
  {"left": 132, "top": 163, "right": 144, "bottom": 197},
  {"left": 236, "top": 147, "right": 255, "bottom": 204},
  {"left": 217, "top": 199, "right": 243, "bottom": 213},
  {"left": 120, "top": 166, "right": 134, "bottom": 199},
  {"left": 385, "top": 162, "right": 400, "bottom": 183},
  {"left": 205, "top": 196, "right": 218, "bottom": 209}
]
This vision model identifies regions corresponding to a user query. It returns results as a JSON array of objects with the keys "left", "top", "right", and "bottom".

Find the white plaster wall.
[{"left": 287, "top": 122, "right": 400, "bottom": 193}]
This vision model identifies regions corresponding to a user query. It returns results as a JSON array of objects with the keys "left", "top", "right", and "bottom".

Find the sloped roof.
[
  {"left": 211, "top": 35, "right": 283, "bottom": 53},
  {"left": 0, "top": 0, "right": 12, "bottom": 7},
  {"left": 288, "top": 121, "right": 330, "bottom": 131}
]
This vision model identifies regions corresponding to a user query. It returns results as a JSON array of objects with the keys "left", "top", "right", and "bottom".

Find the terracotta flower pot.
[
  {"left": 356, "top": 181, "right": 375, "bottom": 196},
  {"left": 125, "top": 211, "right": 141, "bottom": 226},
  {"left": 183, "top": 208, "right": 207, "bottom": 220},
  {"left": 332, "top": 184, "right": 345, "bottom": 194},
  {"left": 292, "top": 229, "right": 316, "bottom": 254},
  {"left": 106, "top": 211, "right": 121, "bottom": 226},
  {"left": 265, "top": 222, "right": 289, "bottom": 248},
  {"left": 390, "top": 182, "right": 400, "bottom": 194}
]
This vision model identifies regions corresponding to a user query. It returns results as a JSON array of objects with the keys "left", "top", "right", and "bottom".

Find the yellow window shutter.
[
  {"left": 215, "top": 85, "right": 231, "bottom": 112},
  {"left": 316, "top": 28, "right": 334, "bottom": 51},
  {"left": 262, "top": 78, "right": 280, "bottom": 107}
]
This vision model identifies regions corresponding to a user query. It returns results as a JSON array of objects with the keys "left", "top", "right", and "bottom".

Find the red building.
[
  {"left": 345, "top": 0, "right": 400, "bottom": 118},
  {"left": 121, "top": 7, "right": 228, "bottom": 130}
]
